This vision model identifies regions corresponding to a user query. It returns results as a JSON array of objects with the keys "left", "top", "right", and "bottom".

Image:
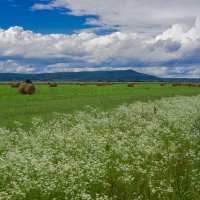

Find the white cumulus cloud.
[
  {"left": 32, "top": 0, "right": 200, "bottom": 34},
  {"left": 0, "top": 17, "right": 200, "bottom": 77}
]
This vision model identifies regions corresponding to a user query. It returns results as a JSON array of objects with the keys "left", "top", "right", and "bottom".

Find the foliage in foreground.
[{"left": 0, "top": 96, "right": 200, "bottom": 200}]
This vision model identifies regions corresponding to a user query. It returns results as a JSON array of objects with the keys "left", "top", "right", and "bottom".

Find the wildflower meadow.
[{"left": 0, "top": 95, "right": 199, "bottom": 200}]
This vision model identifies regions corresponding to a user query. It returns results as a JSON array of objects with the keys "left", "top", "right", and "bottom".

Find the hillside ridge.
[{"left": 0, "top": 70, "right": 159, "bottom": 82}]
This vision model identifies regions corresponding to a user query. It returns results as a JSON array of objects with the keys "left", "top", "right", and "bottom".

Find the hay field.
[
  {"left": 0, "top": 95, "right": 200, "bottom": 200},
  {"left": 0, "top": 83, "right": 200, "bottom": 129}
]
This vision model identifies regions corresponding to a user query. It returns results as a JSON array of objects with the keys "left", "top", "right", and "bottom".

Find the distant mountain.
[
  {"left": 0, "top": 70, "right": 160, "bottom": 82},
  {"left": 0, "top": 70, "right": 199, "bottom": 82}
]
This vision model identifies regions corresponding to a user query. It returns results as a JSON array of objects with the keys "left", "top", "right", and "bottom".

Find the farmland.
[
  {"left": 0, "top": 94, "right": 200, "bottom": 200},
  {"left": 0, "top": 83, "right": 200, "bottom": 129}
]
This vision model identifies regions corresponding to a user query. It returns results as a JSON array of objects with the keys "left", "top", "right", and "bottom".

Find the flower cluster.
[{"left": 0, "top": 95, "right": 200, "bottom": 199}]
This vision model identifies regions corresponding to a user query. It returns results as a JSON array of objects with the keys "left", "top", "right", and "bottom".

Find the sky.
[{"left": 0, "top": 0, "right": 200, "bottom": 77}]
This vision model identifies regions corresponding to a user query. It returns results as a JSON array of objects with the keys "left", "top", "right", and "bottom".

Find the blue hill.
[{"left": 0, "top": 70, "right": 159, "bottom": 82}]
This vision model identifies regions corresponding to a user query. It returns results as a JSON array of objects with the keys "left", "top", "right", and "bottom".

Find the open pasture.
[
  {"left": 0, "top": 82, "right": 200, "bottom": 129},
  {"left": 0, "top": 95, "right": 199, "bottom": 199}
]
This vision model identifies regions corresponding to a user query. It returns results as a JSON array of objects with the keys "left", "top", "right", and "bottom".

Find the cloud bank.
[
  {"left": 0, "top": 17, "right": 200, "bottom": 77},
  {"left": 32, "top": 0, "right": 200, "bottom": 34}
]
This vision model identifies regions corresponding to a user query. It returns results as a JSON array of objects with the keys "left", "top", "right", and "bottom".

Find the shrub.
[{"left": 25, "top": 79, "right": 32, "bottom": 84}]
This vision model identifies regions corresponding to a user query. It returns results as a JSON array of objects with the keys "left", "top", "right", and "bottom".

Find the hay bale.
[
  {"left": 19, "top": 83, "right": 36, "bottom": 94},
  {"left": 172, "top": 83, "right": 182, "bottom": 87},
  {"left": 25, "top": 84, "right": 36, "bottom": 94},
  {"left": 79, "top": 82, "right": 86, "bottom": 86},
  {"left": 185, "top": 83, "right": 197, "bottom": 87},
  {"left": 96, "top": 82, "right": 106, "bottom": 86},
  {"left": 160, "top": 83, "right": 165, "bottom": 86},
  {"left": 172, "top": 83, "right": 177, "bottom": 87},
  {"left": 19, "top": 83, "right": 27, "bottom": 94},
  {"left": 192, "top": 83, "right": 197, "bottom": 87},
  {"left": 11, "top": 82, "right": 20, "bottom": 88},
  {"left": 49, "top": 82, "right": 58, "bottom": 87},
  {"left": 127, "top": 82, "right": 134, "bottom": 87}
]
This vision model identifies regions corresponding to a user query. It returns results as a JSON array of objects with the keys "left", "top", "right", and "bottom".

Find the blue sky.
[
  {"left": 0, "top": 0, "right": 95, "bottom": 33},
  {"left": 0, "top": 0, "right": 200, "bottom": 77}
]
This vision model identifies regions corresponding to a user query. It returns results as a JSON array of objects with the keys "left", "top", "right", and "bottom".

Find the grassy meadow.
[
  {"left": 0, "top": 82, "right": 200, "bottom": 200},
  {"left": 0, "top": 83, "right": 200, "bottom": 129},
  {"left": 0, "top": 94, "right": 199, "bottom": 200}
]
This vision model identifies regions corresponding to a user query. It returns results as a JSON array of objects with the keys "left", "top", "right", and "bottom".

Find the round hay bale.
[
  {"left": 96, "top": 82, "right": 106, "bottom": 86},
  {"left": 19, "top": 83, "right": 27, "bottom": 94},
  {"left": 19, "top": 83, "right": 36, "bottom": 94},
  {"left": 11, "top": 82, "right": 20, "bottom": 88},
  {"left": 49, "top": 82, "right": 58, "bottom": 87},
  {"left": 172, "top": 83, "right": 177, "bottom": 87},
  {"left": 79, "top": 82, "right": 85, "bottom": 86},
  {"left": 25, "top": 84, "right": 36, "bottom": 94},
  {"left": 127, "top": 82, "right": 134, "bottom": 87}
]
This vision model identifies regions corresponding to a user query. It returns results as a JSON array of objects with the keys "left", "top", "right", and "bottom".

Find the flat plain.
[
  {"left": 0, "top": 83, "right": 200, "bottom": 199},
  {"left": 0, "top": 83, "right": 200, "bottom": 129},
  {"left": 0, "top": 91, "right": 200, "bottom": 199}
]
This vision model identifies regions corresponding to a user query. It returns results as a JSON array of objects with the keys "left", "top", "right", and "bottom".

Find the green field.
[
  {"left": 0, "top": 95, "right": 200, "bottom": 200},
  {"left": 0, "top": 83, "right": 200, "bottom": 128}
]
